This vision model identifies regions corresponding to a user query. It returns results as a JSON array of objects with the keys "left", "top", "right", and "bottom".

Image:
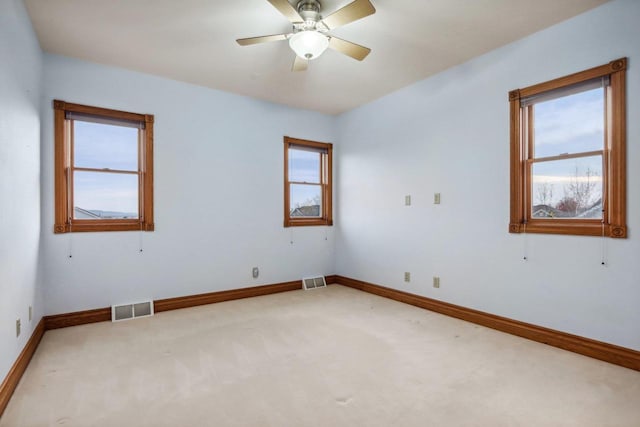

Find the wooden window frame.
[
  {"left": 53, "top": 100, "right": 154, "bottom": 233},
  {"left": 284, "top": 136, "right": 333, "bottom": 227},
  {"left": 509, "top": 58, "right": 627, "bottom": 238}
]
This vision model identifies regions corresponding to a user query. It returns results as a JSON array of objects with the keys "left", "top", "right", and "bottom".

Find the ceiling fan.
[{"left": 236, "top": 0, "right": 376, "bottom": 71}]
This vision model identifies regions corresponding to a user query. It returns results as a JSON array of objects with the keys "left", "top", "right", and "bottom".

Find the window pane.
[
  {"left": 290, "top": 184, "right": 322, "bottom": 217},
  {"left": 74, "top": 121, "right": 138, "bottom": 171},
  {"left": 531, "top": 155, "right": 602, "bottom": 219},
  {"left": 289, "top": 149, "right": 320, "bottom": 183},
  {"left": 534, "top": 87, "right": 604, "bottom": 158},
  {"left": 74, "top": 171, "right": 139, "bottom": 219}
]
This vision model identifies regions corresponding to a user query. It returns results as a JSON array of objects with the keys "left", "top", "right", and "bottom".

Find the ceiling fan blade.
[
  {"left": 328, "top": 37, "right": 371, "bottom": 61},
  {"left": 292, "top": 55, "right": 308, "bottom": 72},
  {"left": 320, "top": 0, "right": 376, "bottom": 30},
  {"left": 236, "top": 34, "right": 290, "bottom": 46},
  {"left": 267, "top": 0, "right": 304, "bottom": 23}
]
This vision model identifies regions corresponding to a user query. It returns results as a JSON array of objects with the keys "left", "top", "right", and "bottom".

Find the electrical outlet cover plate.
[{"left": 433, "top": 277, "right": 440, "bottom": 288}]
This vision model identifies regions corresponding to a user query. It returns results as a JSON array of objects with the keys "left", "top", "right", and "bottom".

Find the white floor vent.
[
  {"left": 112, "top": 301, "right": 154, "bottom": 322},
  {"left": 302, "top": 276, "right": 327, "bottom": 290}
]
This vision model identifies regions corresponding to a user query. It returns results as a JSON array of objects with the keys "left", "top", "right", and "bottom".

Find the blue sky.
[
  {"left": 73, "top": 121, "right": 139, "bottom": 216},
  {"left": 75, "top": 121, "right": 138, "bottom": 170}
]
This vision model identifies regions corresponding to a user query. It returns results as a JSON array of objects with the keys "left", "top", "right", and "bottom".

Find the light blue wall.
[
  {"left": 40, "top": 54, "right": 337, "bottom": 314},
  {"left": 335, "top": 0, "right": 640, "bottom": 350},
  {"left": 0, "top": 0, "right": 43, "bottom": 380}
]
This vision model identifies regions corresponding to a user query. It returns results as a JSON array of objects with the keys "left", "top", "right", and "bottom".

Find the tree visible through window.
[
  {"left": 53, "top": 100, "right": 154, "bottom": 233},
  {"left": 530, "top": 84, "right": 604, "bottom": 219},
  {"left": 284, "top": 136, "right": 332, "bottom": 227},
  {"left": 509, "top": 58, "right": 627, "bottom": 237}
]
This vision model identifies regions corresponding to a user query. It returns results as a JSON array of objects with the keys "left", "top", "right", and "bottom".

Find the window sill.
[
  {"left": 509, "top": 221, "right": 626, "bottom": 238},
  {"left": 54, "top": 221, "right": 154, "bottom": 233},
  {"left": 284, "top": 218, "right": 333, "bottom": 228}
]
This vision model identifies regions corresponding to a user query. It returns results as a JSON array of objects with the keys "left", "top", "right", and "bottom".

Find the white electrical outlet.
[
  {"left": 434, "top": 193, "right": 441, "bottom": 204},
  {"left": 16, "top": 319, "right": 21, "bottom": 337},
  {"left": 404, "top": 272, "right": 411, "bottom": 282},
  {"left": 29, "top": 306, "right": 32, "bottom": 321},
  {"left": 433, "top": 277, "right": 440, "bottom": 288},
  {"left": 252, "top": 267, "right": 259, "bottom": 279},
  {"left": 405, "top": 195, "right": 411, "bottom": 206}
]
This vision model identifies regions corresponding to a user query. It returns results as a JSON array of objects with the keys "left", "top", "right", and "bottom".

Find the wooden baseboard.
[
  {"left": 156, "top": 280, "right": 302, "bottom": 312},
  {"left": 43, "top": 277, "right": 339, "bottom": 327},
  {"left": 325, "top": 274, "right": 338, "bottom": 285},
  {"left": 44, "top": 307, "right": 112, "bottom": 330},
  {"left": 156, "top": 276, "right": 337, "bottom": 312},
  {"left": 335, "top": 275, "right": 640, "bottom": 372},
  {"left": 0, "top": 318, "right": 45, "bottom": 417}
]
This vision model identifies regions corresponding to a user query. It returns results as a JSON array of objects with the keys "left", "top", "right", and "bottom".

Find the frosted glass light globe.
[{"left": 289, "top": 31, "right": 329, "bottom": 60}]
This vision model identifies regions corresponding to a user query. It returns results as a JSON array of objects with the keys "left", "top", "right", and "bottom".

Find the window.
[
  {"left": 284, "top": 136, "right": 333, "bottom": 227},
  {"left": 53, "top": 100, "right": 154, "bottom": 233},
  {"left": 509, "top": 58, "right": 627, "bottom": 238}
]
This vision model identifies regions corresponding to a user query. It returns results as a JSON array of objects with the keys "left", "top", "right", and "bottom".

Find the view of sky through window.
[
  {"left": 531, "top": 87, "right": 604, "bottom": 217},
  {"left": 289, "top": 148, "right": 321, "bottom": 212},
  {"left": 73, "top": 121, "right": 139, "bottom": 218},
  {"left": 74, "top": 121, "right": 138, "bottom": 170},
  {"left": 534, "top": 88, "right": 604, "bottom": 158},
  {"left": 74, "top": 171, "right": 139, "bottom": 218}
]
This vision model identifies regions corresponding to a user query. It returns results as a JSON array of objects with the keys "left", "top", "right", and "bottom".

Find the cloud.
[{"left": 534, "top": 88, "right": 604, "bottom": 148}]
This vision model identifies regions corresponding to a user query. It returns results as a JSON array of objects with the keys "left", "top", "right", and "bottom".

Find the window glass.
[
  {"left": 531, "top": 155, "right": 603, "bottom": 219},
  {"left": 290, "top": 184, "right": 322, "bottom": 217},
  {"left": 289, "top": 149, "right": 320, "bottom": 183},
  {"left": 74, "top": 121, "right": 138, "bottom": 171},
  {"left": 73, "top": 171, "right": 139, "bottom": 219},
  {"left": 534, "top": 87, "right": 604, "bottom": 158}
]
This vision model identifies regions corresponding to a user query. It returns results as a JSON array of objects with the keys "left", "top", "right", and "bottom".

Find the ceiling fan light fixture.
[{"left": 289, "top": 31, "right": 329, "bottom": 60}]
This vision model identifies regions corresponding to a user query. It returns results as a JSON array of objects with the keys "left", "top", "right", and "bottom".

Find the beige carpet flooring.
[{"left": 2, "top": 285, "right": 640, "bottom": 426}]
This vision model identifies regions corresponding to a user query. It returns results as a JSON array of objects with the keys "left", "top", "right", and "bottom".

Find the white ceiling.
[{"left": 25, "top": 0, "right": 608, "bottom": 115}]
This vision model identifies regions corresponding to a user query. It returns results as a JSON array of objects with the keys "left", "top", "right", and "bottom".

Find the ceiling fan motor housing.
[{"left": 297, "top": 0, "right": 321, "bottom": 24}]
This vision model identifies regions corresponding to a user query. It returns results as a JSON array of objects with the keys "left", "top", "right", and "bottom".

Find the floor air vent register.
[
  {"left": 112, "top": 301, "right": 154, "bottom": 322},
  {"left": 302, "top": 276, "right": 326, "bottom": 290}
]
